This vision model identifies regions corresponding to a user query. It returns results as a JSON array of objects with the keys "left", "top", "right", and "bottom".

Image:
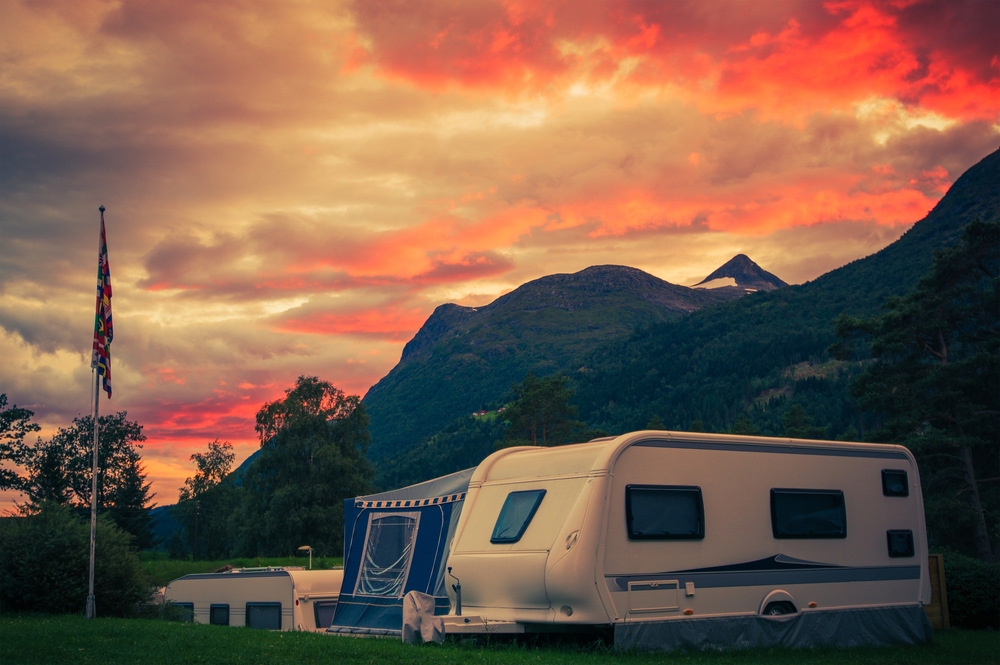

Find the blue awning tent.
[{"left": 328, "top": 468, "right": 474, "bottom": 635}]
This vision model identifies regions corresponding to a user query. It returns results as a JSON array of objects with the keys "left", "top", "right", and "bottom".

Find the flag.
[{"left": 91, "top": 207, "right": 113, "bottom": 398}]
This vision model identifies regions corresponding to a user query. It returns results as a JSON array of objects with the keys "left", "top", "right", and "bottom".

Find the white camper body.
[
  {"left": 164, "top": 567, "right": 343, "bottom": 631},
  {"left": 442, "top": 431, "right": 932, "bottom": 647}
]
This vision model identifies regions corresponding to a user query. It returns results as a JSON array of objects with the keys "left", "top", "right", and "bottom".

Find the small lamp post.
[{"left": 298, "top": 545, "right": 313, "bottom": 570}]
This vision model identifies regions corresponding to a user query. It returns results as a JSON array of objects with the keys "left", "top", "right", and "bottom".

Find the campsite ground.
[{"left": 2, "top": 615, "right": 996, "bottom": 665}]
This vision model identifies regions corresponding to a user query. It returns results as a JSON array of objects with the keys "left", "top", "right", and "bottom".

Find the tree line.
[
  {"left": 170, "top": 376, "right": 374, "bottom": 559},
  {"left": 0, "top": 400, "right": 155, "bottom": 549},
  {"left": 0, "top": 375, "right": 375, "bottom": 560}
]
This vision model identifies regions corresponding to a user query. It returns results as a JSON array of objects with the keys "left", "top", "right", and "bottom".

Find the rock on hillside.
[{"left": 694, "top": 254, "right": 788, "bottom": 292}]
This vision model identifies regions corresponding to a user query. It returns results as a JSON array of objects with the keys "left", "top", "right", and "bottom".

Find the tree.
[
  {"left": 179, "top": 440, "right": 235, "bottom": 501},
  {"left": 237, "top": 377, "right": 374, "bottom": 556},
  {"left": 0, "top": 502, "right": 150, "bottom": 616},
  {"left": 782, "top": 404, "right": 827, "bottom": 439},
  {"left": 20, "top": 412, "right": 155, "bottom": 550},
  {"left": 176, "top": 440, "right": 238, "bottom": 560},
  {"left": 834, "top": 219, "right": 999, "bottom": 561},
  {"left": 727, "top": 414, "right": 759, "bottom": 435},
  {"left": 498, "top": 373, "right": 586, "bottom": 447},
  {"left": 0, "top": 394, "right": 39, "bottom": 491},
  {"left": 646, "top": 414, "right": 666, "bottom": 430}
]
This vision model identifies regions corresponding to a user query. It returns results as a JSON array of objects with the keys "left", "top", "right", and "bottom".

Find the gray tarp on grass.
[{"left": 615, "top": 605, "right": 933, "bottom": 652}]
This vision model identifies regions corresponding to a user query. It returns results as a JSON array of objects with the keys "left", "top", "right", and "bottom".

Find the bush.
[
  {"left": 0, "top": 502, "right": 151, "bottom": 617},
  {"left": 943, "top": 551, "right": 1000, "bottom": 629}
]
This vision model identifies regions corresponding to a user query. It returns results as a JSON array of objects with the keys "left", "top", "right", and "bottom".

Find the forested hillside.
[
  {"left": 574, "top": 148, "right": 999, "bottom": 435},
  {"left": 363, "top": 262, "right": 774, "bottom": 460}
]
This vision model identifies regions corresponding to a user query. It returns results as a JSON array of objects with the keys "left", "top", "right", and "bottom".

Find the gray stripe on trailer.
[
  {"left": 634, "top": 439, "right": 910, "bottom": 460},
  {"left": 609, "top": 565, "right": 921, "bottom": 591}
]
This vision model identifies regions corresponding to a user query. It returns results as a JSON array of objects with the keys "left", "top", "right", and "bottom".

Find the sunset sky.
[{"left": 1, "top": 0, "right": 998, "bottom": 511}]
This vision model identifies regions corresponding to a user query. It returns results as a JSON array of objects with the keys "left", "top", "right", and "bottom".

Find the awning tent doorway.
[{"left": 328, "top": 468, "right": 474, "bottom": 635}]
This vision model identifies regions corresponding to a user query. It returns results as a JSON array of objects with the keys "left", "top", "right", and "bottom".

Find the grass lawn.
[
  {"left": 1, "top": 615, "right": 997, "bottom": 665},
  {"left": 140, "top": 553, "right": 344, "bottom": 587}
]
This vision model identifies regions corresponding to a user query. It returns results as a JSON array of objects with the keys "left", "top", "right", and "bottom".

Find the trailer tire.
[{"left": 762, "top": 601, "right": 796, "bottom": 616}]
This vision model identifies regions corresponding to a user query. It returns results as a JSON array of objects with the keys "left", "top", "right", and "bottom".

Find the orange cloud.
[{"left": 277, "top": 305, "right": 429, "bottom": 338}]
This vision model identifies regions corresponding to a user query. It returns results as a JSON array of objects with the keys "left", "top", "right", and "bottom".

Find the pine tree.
[
  {"left": 834, "top": 219, "right": 999, "bottom": 561},
  {"left": 498, "top": 373, "right": 585, "bottom": 447},
  {"left": 21, "top": 412, "right": 155, "bottom": 550}
]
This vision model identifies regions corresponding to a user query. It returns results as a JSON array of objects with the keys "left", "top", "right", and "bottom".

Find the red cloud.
[{"left": 350, "top": 0, "right": 999, "bottom": 120}]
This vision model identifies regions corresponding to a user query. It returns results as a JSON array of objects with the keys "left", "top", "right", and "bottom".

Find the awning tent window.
[{"left": 356, "top": 512, "right": 420, "bottom": 598}]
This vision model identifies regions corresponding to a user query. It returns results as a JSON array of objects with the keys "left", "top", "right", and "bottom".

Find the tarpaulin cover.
[
  {"left": 614, "top": 604, "right": 933, "bottom": 651},
  {"left": 329, "top": 468, "right": 473, "bottom": 633}
]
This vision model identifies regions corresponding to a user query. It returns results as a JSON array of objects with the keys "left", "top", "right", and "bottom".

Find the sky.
[{"left": 1, "top": 0, "right": 998, "bottom": 511}]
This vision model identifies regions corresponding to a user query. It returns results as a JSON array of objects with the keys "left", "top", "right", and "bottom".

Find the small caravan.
[
  {"left": 439, "top": 430, "right": 933, "bottom": 649},
  {"left": 164, "top": 567, "right": 344, "bottom": 631}
]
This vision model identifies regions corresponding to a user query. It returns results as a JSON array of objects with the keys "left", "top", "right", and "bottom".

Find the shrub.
[
  {"left": 943, "top": 551, "right": 1000, "bottom": 629},
  {"left": 0, "top": 502, "right": 151, "bottom": 617}
]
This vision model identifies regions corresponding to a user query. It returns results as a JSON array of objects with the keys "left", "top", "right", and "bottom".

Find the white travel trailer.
[
  {"left": 438, "top": 430, "right": 933, "bottom": 649},
  {"left": 164, "top": 567, "right": 344, "bottom": 631}
]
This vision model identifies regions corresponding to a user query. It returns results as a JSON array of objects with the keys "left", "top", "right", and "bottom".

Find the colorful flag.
[{"left": 91, "top": 207, "right": 113, "bottom": 398}]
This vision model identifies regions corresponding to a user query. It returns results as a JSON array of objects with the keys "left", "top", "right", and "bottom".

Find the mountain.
[
  {"left": 372, "top": 148, "right": 999, "bottom": 490},
  {"left": 693, "top": 254, "right": 788, "bottom": 292},
  {"left": 575, "top": 148, "right": 1000, "bottom": 435},
  {"left": 364, "top": 260, "right": 784, "bottom": 460}
]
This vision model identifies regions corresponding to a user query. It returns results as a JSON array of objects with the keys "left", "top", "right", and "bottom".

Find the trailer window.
[
  {"left": 882, "top": 470, "right": 909, "bottom": 497},
  {"left": 173, "top": 602, "right": 194, "bottom": 621},
  {"left": 491, "top": 490, "right": 546, "bottom": 544},
  {"left": 313, "top": 600, "right": 339, "bottom": 629},
  {"left": 887, "top": 530, "right": 915, "bottom": 558},
  {"left": 771, "top": 489, "right": 846, "bottom": 539},
  {"left": 246, "top": 602, "right": 281, "bottom": 630},
  {"left": 626, "top": 485, "right": 704, "bottom": 540},
  {"left": 357, "top": 512, "right": 419, "bottom": 597},
  {"left": 209, "top": 604, "right": 229, "bottom": 626}
]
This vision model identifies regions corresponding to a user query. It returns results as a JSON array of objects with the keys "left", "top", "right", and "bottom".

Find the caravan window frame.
[
  {"left": 354, "top": 511, "right": 421, "bottom": 598},
  {"left": 882, "top": 469, "right": 909, "bottom": 497},
  {"left": 209, "top": 603, "right": 229, "bottom": 626},
  {"left": 313, "top": 600, "right": 339, "bottom": 629},
  {"left": 491, "top": 489, "right": 546, "bottom": 544},
  {"left": 245, "top": 602, "right": 282, "bottom": 630},
  {"left": 770, "top": 488, "right": 847, "bottom": 539},
  {"left": 625, "top": 485, "right": 705, "bottom": 540}
]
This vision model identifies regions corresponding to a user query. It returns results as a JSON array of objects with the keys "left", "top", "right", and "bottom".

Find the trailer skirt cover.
[{"left": 614, "top": 605, "right": 933, "bottom": 651}]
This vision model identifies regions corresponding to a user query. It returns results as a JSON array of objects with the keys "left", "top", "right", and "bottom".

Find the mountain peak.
[{"left": 694, "top": 254, "right": 788, "bottom": 292}]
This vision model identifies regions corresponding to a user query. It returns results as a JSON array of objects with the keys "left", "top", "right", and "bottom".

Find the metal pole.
[
  {"left": 86, "top": 368, "right": 100, "bottom": 619},
  {"left": 86, "top": 205, "right": 105, "bottom": 620},
  {"left": 193, "top": 500, "right": 199, "bottom": 561}
]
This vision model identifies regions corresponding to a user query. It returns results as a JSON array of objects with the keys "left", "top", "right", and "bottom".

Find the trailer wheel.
[{"left": 762, "top": 601, "right": 796, "bottom": 616}]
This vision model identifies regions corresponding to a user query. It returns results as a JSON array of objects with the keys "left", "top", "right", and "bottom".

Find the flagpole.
[
  {"left": 86, "top": 361, "right": 99, "bottom": 619},
  {"left": 85, "top": 205, "right": 105, "bottom": 620}
]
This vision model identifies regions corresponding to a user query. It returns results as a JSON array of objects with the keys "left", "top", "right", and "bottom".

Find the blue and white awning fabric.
[{"left": 328, "top": 468, "right": 474, "bottom": 634}]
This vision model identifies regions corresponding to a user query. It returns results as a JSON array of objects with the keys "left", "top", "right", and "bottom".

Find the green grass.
[
  {"left": 140, "top": 553, "right": 343, "bottom": 587},
  {"left": 2, "top": 615, "right": 997, "bottom": 665}
]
